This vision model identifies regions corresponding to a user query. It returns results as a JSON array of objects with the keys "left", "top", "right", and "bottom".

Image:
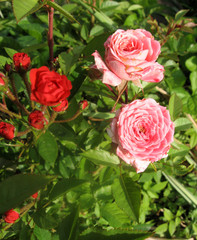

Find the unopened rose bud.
[
  {"left": 13, "top": 52, "right": 31, "bottom": 72},
  {"left": 32, "top": 192, "right": 38, "bottom": 199},
  {"left": 4, "top": 209, "right": 20, "bottom": 223},
  {"left": 4, "top": 64, "right": 11, "bottom": 73},
  {"left": 28, "top": 110, "right": 48, "bottom": 130},
  {"left": 0, "top": 122, "right": 15, "bottom": 140},
  {"left": 52, "top": 99, "right": 69, "bottom": 112},
  {"left": 80, "top": 100, "right": 88, "bottom": 110}
]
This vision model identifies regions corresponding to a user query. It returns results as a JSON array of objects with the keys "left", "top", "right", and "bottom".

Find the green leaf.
[
  {"left": 169, "top": 220, "right": 176, "bottom": 236},
  {"left": 57, "top": 207, "right": 79, "bottom": 240},
  {"left": 33, "top": 225, "right": 51, "bottom": 239},
  {"left": 151, "top": 181, "right": 168, "bottom": 193},
  {"left": 168, "top": 142, "right": 189, "bottom": 157},
  {"left": 190, "top": 131, "right": 197, "bottom": 148},
  {"left": 169, "top": 93, "right": 182, "bottom": 121},
  {"left": 0, "top": 174, "right": 51, "bottom": 213},
  {"left": 80, "top": 23, "right": 89, "bottom": 41},
  {"left": 4, "top": 47, "right": 18, "bottom": 58},
  {"left": 187, "top": 95, "right": 197, "bottom": 115},
  {"left": 12, "top": 0, "right": 45, "bottom": 22},
  {"left": 185, "top": 56, "right": 197, "bottom": 72},
  {"left": 49, "top": 179, "right": 87, "bottom": 201},
  {"left": 79, "top": 229, "right": 151, "bottom": 240},
  {"left": 190, "top": 71, "right": 197, "bottom": 93},
  {"left": 112, "top": 176, "right": 141, "bottom": 221},
  {"left": 174, "top": 117, "right": 192, "bottom": 132},
  {"left": 0, "top": 55, "right": 12, "bottom": 67},
  {"left": 100, "top": 202, "right": 131, "bottom": 228},
  {"left": 163, "top": 208, "right": 173, "bottom": 221},
  {"left": 94, "top": 10, "right": 116, "bottom": 30},
  {"left": 83, "top": 33, "right": 109, "bottom": 57},
  {"left": 175, "top": 9, "right": 189, "bottom": 21},
  {"left": 162, "top": 171, "right": 197, "bottom": 206},
  {"left": 128, "top": 4, "right": 143, "bottom": 11},
  {"left": 33, "top": 209, "right": 58, "bottom": 229},
  {"left": 86, "top": 112, "right": 115, "bottom": 119},
  {"left": 155, "top": 223, "right": 168, "bottom": 234},
  {"left": 47, "top": 1, "right": 80, "bottom": 24},
  {"left": 36, "top": 130, "right": 58, "bottom": 168},
  {"left": 80, "top": 149, "right": 120, "bottom": 167}
]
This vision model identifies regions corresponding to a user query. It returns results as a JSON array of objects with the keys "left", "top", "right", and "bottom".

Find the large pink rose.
[
  {"left": 92, "top": 29, "right": 164, "bottom": 86},
  {"left": 108, "top": 99, "right": 174, "bottom": 173}
]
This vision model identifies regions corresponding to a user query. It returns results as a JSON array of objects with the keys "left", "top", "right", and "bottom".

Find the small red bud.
[{"left": 80, "top": 100, "right": 88, "bottom": 110}]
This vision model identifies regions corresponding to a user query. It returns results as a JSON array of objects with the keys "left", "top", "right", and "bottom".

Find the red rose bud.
[
  {"left": 4, "top": 209, "right": 20, "bottom": 223},
  {"left": 30, "top": 66, "right": 72, "bottom": 106},
  {"left": 0, "top": 73, "right": 5, "bottom": 86},
  {"left": 28, "top": 110, "right": 48, "bottom": 130},
  {"left": 0, "top": 122, "right": 15, "bottom": 140},
  {"left": 80, "top": 100, "right": 88, "bottom": 110},
  {"left": 13, "top": 52, "right": 31, "bottom": 71},
  {"left": 52, "top": 99, "right": 69, "bottom": 112},
  {"left": 4, "top": 64, "right": 11, "bottom": 73},
  {"left": 32, "top": 192, "right": 38, "bottom": 199}
]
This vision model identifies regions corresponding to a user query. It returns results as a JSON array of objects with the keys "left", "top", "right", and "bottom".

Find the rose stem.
[
  {"left": 9, "top": 74, "right": 21, "bottom": 114},
  {"left": 54, "top": 110, "right": 82, "bottom": 123},
  {"left": 48, "top": 0, "right": 54, "bottom": 70},
  {"left": 17, "top": 128, "right": 31, "bottom": 137},
  {"left": 20, "top": 72, "right": 31, "bottom": 100},
  {"left": 104, "top": 84, "right": 124, "bottom": 103},
  {"left": 0, "top": 104, "right": 21, "bottom": 119},
  {"left": 6, "top": 89, "right": 30, "bottom": 115},
  {"left": 124, "top": 86, "right": 128, "bottom": 103}
]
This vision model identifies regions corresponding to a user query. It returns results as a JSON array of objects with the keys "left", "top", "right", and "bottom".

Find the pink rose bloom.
[
  {"left": 108, "top": 99, "right": 174, "bottom": 173},
  {"left": 92, "top": 29, "right": 164, "bottom": 86}
]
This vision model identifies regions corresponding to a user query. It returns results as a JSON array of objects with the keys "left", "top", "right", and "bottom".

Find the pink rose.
[
  {"left": 108, "top": 99, "right": 174, "bottom": 173},
  {"left": 92, "top": 29, "right": 164, "bottom": 86}
]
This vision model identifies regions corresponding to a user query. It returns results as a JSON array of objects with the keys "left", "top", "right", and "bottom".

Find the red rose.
[
  {"left": 0, "top": 73, "right": 5, "bottom": 86},
  {"left": 30, "top": 66, "right": 72, "bottom": 106},
  {"left": 32, "top": 192, "right": 38, "bottom": 199},
  {"left": 0, "top": 122, "right": 15, "bottom": 140},
  {"left": 28, "top": 110, "right": 48, "bottom": 130},
  {"left": 4, "top": 209, "right": 20, "bottom": 223},
  {"left": 80, "top": 100, "right": 88, "bottom": 110},
  {"left": 52, "top": 99, "right": 68, "bottom": 112},
  {"left": 13, "top": 52, "right": 31, "bottom": 71}
]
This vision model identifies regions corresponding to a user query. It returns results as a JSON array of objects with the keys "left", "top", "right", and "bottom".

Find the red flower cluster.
[
  {"left": 30, "top": 66, "right": 72, "bottom": 107},
  {"left": 0, "top": 122, "right": 15, "bottom": 140},
  {"left": 13, "top": 52, "right": 31, "bottom": 71},
  {"left": 4, "top": 209, "right": 20, "bottom": 223},
  {"left": 28, "top": 110, "right": 48, "bottom": 130}
]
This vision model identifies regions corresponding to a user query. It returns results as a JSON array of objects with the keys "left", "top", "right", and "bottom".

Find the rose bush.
[
  {"left": 92, "top": 29, "right": 164, "bottom": 86},
  {"left": 0, "top": 122, "right": 15, "bottom": 140},
  {"left": 28, "top": 110, "right": 48, "bottom": 129},
  {"left": 13, "top": 52, "right": 31, "bottom": 71},
  {"left": 108, "top": 99, "right": 174, "bottom": 173},
  {"left": 4, "top": 209, "right": 20, "bottom": 223},
  {"left": 30, "top": 66, "right": 72, "bottom": 106}
]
